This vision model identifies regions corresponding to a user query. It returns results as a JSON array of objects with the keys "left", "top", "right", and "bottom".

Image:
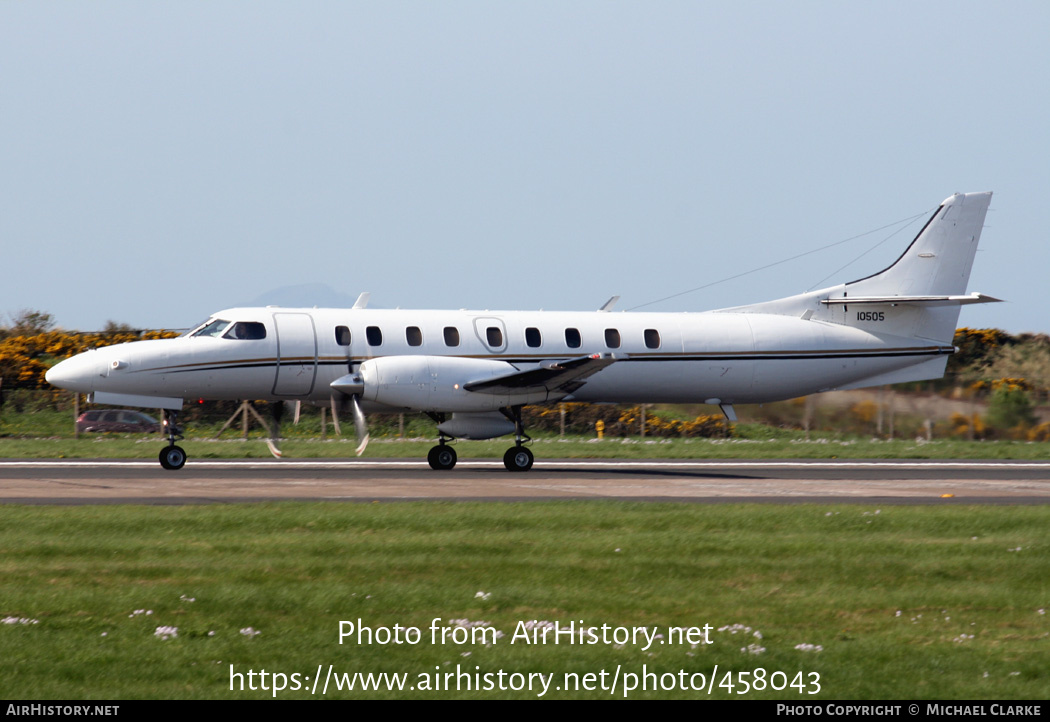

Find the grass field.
[
  {"left": 1, "top": 502, "right": 1047, "bottom": 699},
  {"left": 3, "top": 406, "right": 1050, "bottom": 460},
  {"left": 3, "top": 434, "right": 1050, "bottom": 461}
]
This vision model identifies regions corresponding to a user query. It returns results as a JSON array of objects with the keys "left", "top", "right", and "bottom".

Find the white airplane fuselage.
[
  {"left": 46, "top": 306, "right": 954, "bottom": 409},
  {"left": 45, "top": 191, "right": 997, "bottom": 470}
]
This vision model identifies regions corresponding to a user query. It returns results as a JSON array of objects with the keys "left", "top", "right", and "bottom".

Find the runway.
[{"left": 1, "top": 458, "right": 1048, "bottom": 504}]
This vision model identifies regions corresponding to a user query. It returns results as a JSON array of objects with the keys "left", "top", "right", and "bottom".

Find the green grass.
[
  {"left": 2, "top": 434, "right": 1050, "bottom": 460},
  {"left": 3, "top": 408, "right": 1049, "bottom": 459},
  {"left": 1, "top": 503, "right": 1047, "bottom": 699}
]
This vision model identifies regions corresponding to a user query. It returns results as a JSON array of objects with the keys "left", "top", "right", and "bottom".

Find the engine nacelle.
[{"left": 359, "top": 355, "right": 549, "bottom": 412}]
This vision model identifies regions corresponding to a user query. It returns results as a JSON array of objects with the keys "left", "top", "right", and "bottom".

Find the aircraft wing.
[{"left": 463, "top": 353, "right": 618, "bottom": 395}]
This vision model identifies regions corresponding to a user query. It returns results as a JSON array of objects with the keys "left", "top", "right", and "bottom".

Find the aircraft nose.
[{"left": 45, "top": 353, "right": 100, "bottom": 393}]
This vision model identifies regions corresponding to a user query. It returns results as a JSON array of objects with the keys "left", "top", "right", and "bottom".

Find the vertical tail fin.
[
  {"left": 722, "top": 192, "right": 998, "bottom": 345},
  {"left": 833, "top": 191, "right": 993, "bottom": 343},
  {"left": 845, "top": 191, "right": 991, "bottom": 298}
]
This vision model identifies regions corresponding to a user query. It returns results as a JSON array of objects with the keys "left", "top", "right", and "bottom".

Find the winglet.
[
  {"left": 352, "top": 292, "right": 371, "bottom": 309},
  {"left": 598, "top": 296, "right": 620, "bottom": 312}
]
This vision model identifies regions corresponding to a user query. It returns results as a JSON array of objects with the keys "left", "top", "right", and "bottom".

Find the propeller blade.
[
  {"left": 266, "top": 401, "right": 284, "bottom": 459},
  {"left": 330, "top": 370, "right": 369, "bottom": 455},
  {"left": 350, "top": 395, "right": 370, "bottom": 456},
  {"left": 328, "top": 394, "right": 343, "bottom": 436}
]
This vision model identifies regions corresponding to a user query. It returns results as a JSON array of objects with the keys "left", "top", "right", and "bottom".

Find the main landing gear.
[
  {"left": 424, "top": 414, "right": 459, "bottom": 470},
  {"left": 158, "top": 409, "right": 187, "bottom": 471},
  {"left": 427, "top": 437, "right": 458, "bottom": 471},
  {"left": 503, "top": 446, "right": 534, "bottom": 472},
  {"left": 424, "top": 407, "right": 536, "bottom": 472},
  {"left": 502, "top": 406, "right": 533, "bottom": 472}
]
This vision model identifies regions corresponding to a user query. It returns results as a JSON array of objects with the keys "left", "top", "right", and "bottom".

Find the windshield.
[
  {"left": 191, "top": 319, "right": 233, "bottom": 338},
  {"left": 180, "top": 319, "right": 212, "bottom": 338}
]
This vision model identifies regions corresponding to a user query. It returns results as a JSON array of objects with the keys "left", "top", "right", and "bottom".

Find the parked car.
[{"left": 76, "top": 409, "right": 161, "bottom": 434}]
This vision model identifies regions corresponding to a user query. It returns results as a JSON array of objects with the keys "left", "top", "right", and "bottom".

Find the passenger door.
[{"left": 272, "top": 312, "right": 318, "bottom": 396}]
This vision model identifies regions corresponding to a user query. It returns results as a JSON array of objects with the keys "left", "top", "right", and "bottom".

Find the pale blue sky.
[{"left": 2, "top": 2, "right": 1047, "bottom": 332}]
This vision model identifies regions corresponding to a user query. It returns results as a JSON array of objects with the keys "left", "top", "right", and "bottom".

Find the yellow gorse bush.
[{"left": 0, "top": 329, "right": 178, "bottom": 389}]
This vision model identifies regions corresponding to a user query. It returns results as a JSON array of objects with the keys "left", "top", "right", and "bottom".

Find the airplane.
[{"left": 46, "top": 191, "right": 998, "bottom": 472}]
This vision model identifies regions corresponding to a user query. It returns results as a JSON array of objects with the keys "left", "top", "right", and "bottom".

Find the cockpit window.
[
  {"left": 181, "top": 319, "right": 212, "bottom": 337},
  {"left": 223, "top": 322, "right": 267, "bottom": 340},
  {"left": 192, "top": 319, "right": 233, "bottom": 337}
]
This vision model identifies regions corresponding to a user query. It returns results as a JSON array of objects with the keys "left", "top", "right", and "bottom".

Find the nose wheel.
[
  {"left": 159, "top": 445, "right": 187, "bottom": 471},
  {"left": 159, "top": 409, "right": 187, "bottom": 471}
]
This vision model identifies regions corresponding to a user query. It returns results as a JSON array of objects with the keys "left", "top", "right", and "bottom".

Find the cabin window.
[
  {"left": 565, "top": 328, "right": 581, "bottom": 348},
  {"left": 486, "top": 326, "right": 503, "bottom": 347},
  {"left": 192, "top": 319, "right": 232, "bottom": 338},
  {"left": 644, "top": 329, "right": 661, "bottom": 349},
  {"left": 525, "top": 327, "right": 542, "bottom": 348},
  {"left": 406, "top": 326, "right": 423, "bottom": 346},
  {"left": 604, "top": 328, "right": 621, "bottom": 349},
  {"left": 335, "top": 326, "right": 351, "bottom": 346},
  {"left": 443, "top": 326, "right": 460, "bottom": 347},
  {"left": 224, "top": 322, "right": 267, "bottom": 340},
  {"left": 366, "top": 326, "right": 383, "bottom": 346}
]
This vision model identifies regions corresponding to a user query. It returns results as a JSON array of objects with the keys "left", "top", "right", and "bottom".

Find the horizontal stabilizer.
[
  {"left": 464, "top": 353, "right": 617, "bottom": 395},
  {"left": 820, "top": 292, "right": 1003, "bottom": 307}
]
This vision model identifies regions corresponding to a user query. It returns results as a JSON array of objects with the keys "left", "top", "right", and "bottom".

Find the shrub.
[{"left": 984, "top": 385, "right": 1036, "bottom": 434}]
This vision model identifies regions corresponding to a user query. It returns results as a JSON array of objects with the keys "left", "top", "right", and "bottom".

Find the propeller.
[
  {"left": 331, "top": 388, "right": 373, "bottom": 457},
  {"left": 349, "top": 393, "right": 370, "bottom": 456},
  {"left": 331, "top": 320, "right": 370, "bottom": 456},
  {"left": 331, "top": 372, "right": 370, "bottom": 456}
]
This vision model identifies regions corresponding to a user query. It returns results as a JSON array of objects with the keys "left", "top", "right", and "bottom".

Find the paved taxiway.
[{"left": 1, "top": 459, "right": 1048, "bottom": 504}]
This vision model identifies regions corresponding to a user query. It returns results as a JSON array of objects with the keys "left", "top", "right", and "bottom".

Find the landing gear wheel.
[
  {"left": 427, "top": 445, "right": 457, "bottom": 471},
  {"left": 159, "top": 445, "right": 187, "bottom": 471},
  {"left": 503, "top": 446, "right": 534, "bottom": 472}
]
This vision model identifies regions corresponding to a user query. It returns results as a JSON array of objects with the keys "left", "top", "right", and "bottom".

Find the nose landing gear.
[{"left": 158, "top": 409, "right": 187, "bottom": 471}]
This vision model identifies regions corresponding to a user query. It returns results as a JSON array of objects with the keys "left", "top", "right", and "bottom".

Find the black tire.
[
  {"left": 503, "top": 446, "right": 534, "bottom": 472},
  {"left": 427, "top": 445, "right": 457, "bottom": 471},
  {"left": 159, "top": 445, "right": 187, "bottom": 471}
]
